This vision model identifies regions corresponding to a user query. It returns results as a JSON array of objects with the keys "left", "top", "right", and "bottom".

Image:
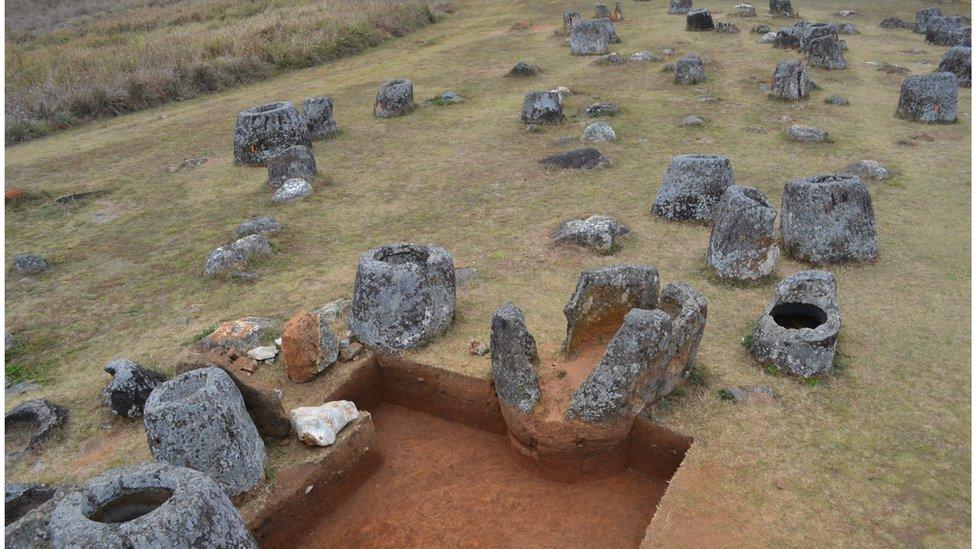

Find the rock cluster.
[
  {"left": 707, "top": 185, "right": 779, "bottom": 281},
  {"left": 780, "top": 174, "right": 878, "bottom": 263},
  {"left": 234, "top": 101, "right": 310, "bottom": 166},
  {"left": 897, "top": 73, "right": 958, "bottom": 123},
  {"left": 102, "top": 359, "right": 167, "bottom": 419},
  {"left": 144, "top": 367, "right": 266, "bottom": 497},
  {"left": 374, "top": 79, "right": 414, "bottom": 118},
  {"left": 751, "top": 270, "right": 841, "bottom": 377},
  {"left": 651, "top": 154, "right": 735, "bottom": 221},
  {"left": 554, "top": 214, "right": 629, "bottom": 254}
]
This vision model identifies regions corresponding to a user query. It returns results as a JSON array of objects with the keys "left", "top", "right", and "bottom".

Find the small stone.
[
  {"left": 593, "top": 53, "right": 626, "bottom": 66},
  {"left": 290, "top": 401, "right": 359, "bottom": 447},
  {"left": 316, "top": 298, "right": 352, "bottom": 323},
  {"left": 836, "top": 23, "right": 857, "bottom": 35},
  {"left": 825, "top": 95, "right": 849, "bottom": 106},
  {"left": 339, "top": 341, "right": 364, "bottom": 361},
  {"left": 551, "top": 86, "right": 572, "bottom": 104},
  {"left": 716, "top": 22, "right": 740, "bottom": 33},
  {"left": 674, "top": 54, "right": 706, "bottom": 84},
  {"left": 582, "top": 102, "right": 620, "bottom": 117},
  {"left": 455, "top": 267, "right": 478, "bottom": 288},
  {"left": 835, "top": 10, "right": 856, "bottom": 17},
  {"left": 734, "top": 4, "right": 757, "bottom": 17},
  {"left": 880, "top": 17, "right": 913, "bottom": 30},
  {"left": 554, "top": 214, "right": 629, "bottom": 254},
  {"left": 787, "top": 124, "right": 827, "bottom": 143},
  {"left": 5, "top": 330, "right": 15, "bottom": 351},
  {"left": 234, "top": 216, "right": 281, "bottom": 239},
  {"left": 662, "top": 48, "right": 678, "bottom": 56},
  {"left": 102, "top": 359, "right": 167, "bottom": 419},
  {"left": 374, "top": 79, "right": 414, "bottom": 118},
  {"left": 200, "top": 317, "right": 273, "bottom": 353},
  {"left": 272, "top": 178, "right": 313, "bottom": 203},
  {"left": 469, "top": 340, "right": 490, "bottom": 356},
  {"left": 246, "top": 346, "right": 278, "bottom": 361},
  {"left": 680, "top": 115, "right": 705, "bottom": 126},
  {"left": 630, "top": 50, "right": 661, "bottom": 62},
  {"left": 760, "top": 31, "right": 777, "bottom": 43},
  {"left": 5, "top": 381, "right": 39, "bottom": 398},
  {"left": 509, "top": 61, "right": 539, "bottom": 77},
  {"left": 719, "top": 385, "right": 776, "bottom": 403},
  {"left": 203, "top": 235, "right": 272, "bottom": 277},
  {"left": 12, "top": 254, "right": 51, "bottom": 275},
  {"left": 429, "top": 91, "right": 463, "bottom": 105},
  {"left": 841, "top": 160, "right": 891, "bottom": 181},
  {"left": 769, "top": 0, "right": 795, "bottom": 17},
  {"left": 581, "top": 121, "right": 617, "bottom": 143},
  {"left": 539, "top": 148, "right": 611, "bottom": 170},
  {"left": 165, "top": 157, "right": 208, "bottom": 173}
]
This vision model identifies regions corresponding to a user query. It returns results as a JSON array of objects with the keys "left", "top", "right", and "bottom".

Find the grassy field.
[
  {"left": 5, "top": 0, "right": 971, "bottom": 546},
  {"left": 5, "top": 0, "right": 443, "bottom": 143}
]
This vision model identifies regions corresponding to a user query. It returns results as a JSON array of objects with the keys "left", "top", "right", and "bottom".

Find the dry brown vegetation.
[{"left": 5, "top": 0, "right": 442, "bottom": 143}]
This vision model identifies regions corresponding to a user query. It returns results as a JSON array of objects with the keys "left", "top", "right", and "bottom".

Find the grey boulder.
[
  {"left": 787, "top": 124, "right": 827, "bottom": 143},
  {"left": 374, "top": 79, "right": 414, "bottom": 118},
  {"left": 509, "top": 61, "right": 539, "bottom": 77},
  {"left": 539, "top": 148, "right": 611, "bottom": 170},
  {"left": 234, "top": 216, "right": 281, "bottom": 240},
  {"left": 12, "top": 254, "right": 51, "bottom": 275},
  {"left": 581, "top": 121, "right": 617, "bottom": 143},
  {"left": 751, "top": 270, "right": 841, "bottom": 377},
  {"left": 807, "top": 34, "right": 847, "bottom": 69},
  {"left": 266, "top": 145, "right": 315, "bottom": 191},
  {"left": 203, "top": 234, "right": 272, "bottom": 278},
  {"left": 926, "top": 16, "right": 965, "bottom": 45},
  {"left": 144, "top": 367, "right": 266, "bottom": 497},
  {"left": 350, "top": 242, "right": 456, "bottom": 352},
  {"left": 780, "top": 174, "right": 878, "bottom": 263},
  {"left": 674, "top": 54, "right": 705, "bottom": 84},
  {"left": 707, "top": 185, "right": 779, "bottom": 281},
  {"left": 5, "top": 399, "right": 68, "bottom": 460},
  {"left": 770, "top": 59, "right": 813, "bottom": 100},
  {"left": 102, "top": 359, "right": 167, "bottom": 419},
  {"left": 272, "top": 178, "right": 313, "bottom": 204},
  {"left": 897, "top": 72, "right": 958, "bottom": 123},
  {"left": 651, "top": 154, "right": 735, "bottom": 221},
  {"left": 938, "top": 46, "right": 971, "bottom": 87},
  {"left": 49, "top": 462, "right": 256, "bottom": 548},
  {"left": 669, "top": 0, "right": 693, "bottom": 15},
  {"left": 769, "top": 0, "right": 795, "bottom": 17},
  {"left": 490, "top": 303, "right": 541, "bottom": 413},
  {"left": 582, "top": 102, "right": 620, "bottom": 116},
  {"left": 521, "top": 91, "right": 564, "bottom": 125},
  {"left": 643, "top": 282, "right": 708, "bottom": 403},
  {"left": 302, "top": 96, "right": 339, "bottom": 139},
  {"left": 686, "top": 9, "right": 714, "bottom": 31},
  {"left": 554, "top": 214, "right": 629, "bottom": 254},
  {"left": 233, "top": 101, "right": 310, "bottom": 166},
  {"left": 571, "top": 18, "right": 616, "bottom": 55},
  {"left": 841, "top": 160, "right": 891, "bottom": 181}
]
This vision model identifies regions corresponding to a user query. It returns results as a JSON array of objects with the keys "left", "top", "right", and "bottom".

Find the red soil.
[{"left": 293, "top": 403, "right": 666, "bottom": 548}]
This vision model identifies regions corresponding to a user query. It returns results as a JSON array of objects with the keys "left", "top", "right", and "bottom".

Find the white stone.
[
  {"left": 581, "top": 122, "right": 617, "bottom": 143},
  {"left": 272, "top": 178, "right": 312, "bottom": 203},
  {"left": 275, "top": 337, "right": 283, "bottom": 347},
  {"left": 760, "top": 32, "right": 777, "bottom": 44},
  {"left": 247, "top": 345, "right": 278, "bottom": 361},
  {"left": 289, "top": 400, "right": 359, "bottom": 447}
]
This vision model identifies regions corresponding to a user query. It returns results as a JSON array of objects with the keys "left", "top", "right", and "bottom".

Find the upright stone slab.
[
  {"left": 349, "top": 242, "right": 456, "bottom": 352},
  {"left": 797, "top": 23, "right": 837, "bottom": 52},
  {"left": 939, "top": 46, "right": 971, "bottom": 87},
  {"left": 571, "top": 18, "right": 616, "bottom": 55},
  {"left": 102, "top": 359, "right": 167, "bottom": 419},
  {"left": 770, "top": 59, "right": 813, "bottom": 100},
  {"left": 490, "top": 303, "right": 541, "bottom": 413},
  {"left": 751, "top": 270, "right": 841, "bottom": 377},
  {"left": 374, "top": 79, "right": 414, "bottom": 118},
  {"left": 686, "top": 9, "right": 714, "bottom": 31},
  {"left": 674, "top": 54, "right": 706, "bottom": 84},
  {"left": 282, "top": 310, "right": 340, "bottom": 383},
  {"left": 562, "top": 265, "right": 660, "bottom": 355},
  {"left": 49, "top": 463, "right": 256, "bottom": 548},
  {"left": 234, "top": 102, "right": 311, "bottom": 166},
  {"left": 780, "top": 174, "right": 878, "bottom": 264},
  {"left": 651, "top": 154, "right": 735, "bottom": 221},
  {"left": 644, "top": 282, "right": 708, "bottom": 403},
  {"left": 302, "top": 96, "right": 339, "bottom": 139},
  {"left": 915, "top": 7, "right": 942, "bottom": 33},
  {"left": 266, "top": 145, "right": 316, "bottom": 191},
  {"left": 521, "top": 91, "right": 564, "bottom": 124},
  {"left": 143, "top": 367, "right": 266, "bottom": 497},
  {"left": 897, "top": 72, "right": 958, "bottom": 123},
  {"left": 807, "top": 34, "right": 846, "bottom": 69},
  {"left": 707, "top": 185, "right": 779, "bottom": 281},
  {"left": 669, "top": 0, "right": 693, "bottom": 15}
]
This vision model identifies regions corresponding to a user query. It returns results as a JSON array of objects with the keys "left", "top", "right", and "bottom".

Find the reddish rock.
[{"left": 283, "top": 311, "right": 339, "bottom": 383}]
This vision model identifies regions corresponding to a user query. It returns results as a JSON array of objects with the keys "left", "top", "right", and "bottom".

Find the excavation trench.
[{"left": 247, "top": 354, "right": 691, "bottom": 548}]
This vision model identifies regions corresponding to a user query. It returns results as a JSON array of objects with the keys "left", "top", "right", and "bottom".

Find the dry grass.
[
  {"left": 5, "top": 0, "right": 443, "bottom": 143},
  {"left": 4, "top": 0, "right": 971, "bottom": 546}
]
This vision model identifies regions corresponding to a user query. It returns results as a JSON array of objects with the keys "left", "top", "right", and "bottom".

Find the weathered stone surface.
[
  {"left": 760, "top": 31, "right": 777, "bottom": 43},
  {"left": 915, "top": 7, "right": 943, "bottom": 34},
  {"left": 825, "top": 94, "right": 849, "bottom": 105},
  {"left": 200, "top": 317, "right": 272, "bottom": 353},
  {"left": 752, "top": 270, "right": 841, "bottom": 377},
  {"left": 5, "top": 399, "right": 67, "bottom": 460},
  {"left": 939, "top": 46, "right": 972, "bottom": 87},
  {"left": 5, "top": 484, "right": 73, "bottom": 548},
  {"left": 374, "top": 79, "right": 414, "bottom": 118},
  {"left": 654, "top": 282, "right": 707, "bottom": 398},
  {"left": 234, "top": 101, "right": 310, "bottom": 166},
  {"left": 582, "top": 102, "right": 620, "bottom": 116},
  {"left": 282, "top": 310, "right": 340, "bottom": 383},
  {"left": 897, "top": 72, "right": 958, "bottom": 123},
  {"left": 770, "top": 59, "right": 813, "bottom": 100},
  {"left": 554, "top": 215, "right": 629, "bottom": 254},
  {"left": 490, "top": 303, "right": 540, "bottom": 413},
  {"left": 49, "top": 463, "right": 256, "bottom": 548},
  {"left": 769, "top": 0, "right": 795, "bottom": 17},
  {"left": 680, "top": 115, "right": 705, "bottom": 126},
  {"left": 955, "top": 26, "right": 971, "bottom": 47},
  {"left": 807, "top": 34, "right": 847, "bottom": 69},
  {"left": 302, "top": 96, "right": 339, "bottom": 139},
  {"left": 272, "top": 177, "right": 313, "bottom": 204},
  {"left": 234, "top": 216, "right": 281, "bottom": 240},
  {"left": 539, "top": 148, "right": 611, "bottom": 170},
  {"left": 595, "top": 3, "right": 611, "bottom": 19},
  {"left": 563, "top": 11, "right": 581, "bottom": 31},
  {"left": 316, "top": 298, "right": 352, "bottom": 324},
  {"left": 780, "top": 174, "right": 878, "bottom": 263},
  {"left": 144, "top": 367, "right": 265, "bottom": 497},
  {"left": 630, "top": 50, "right": 661, "bottom": 61},
  {"left": 880, "top": 17, "right": 913, "bottom": 30},
  {"left": 6, "top": 483, "right": 56, "bottom": 526},
  {"left": 734, "top": 4, "right": 757, "bottom": 17},
  {"left": 203, "top": 235, "right": 272, "bottom": 278},
  {"left": 246, "top": 346, "right": 277, "bottom": 361},
  {"left": 267, "top": 145, "right": 315, "bottom": 191},
  {"left": 290, "top": 401, "right": 359, "bottom": 446},
  {"left": 772, "top": 27, "right": 801, "bottom": 47},
  {"left": 926, "top": 16, "right": 965, "bottom": 45},
  {"left": 562, "top": 265, "right": 660, "bottom": 354},
  {"left": 509, "top": 61, "right": 539, "bottom": 77},
  {"left": 674, "top": 54, "right": 705, "bottom": 83},
  {"left": 651, "top": 154, "right": 735, "bottom": 221},
  {"left": 686, "top": 9, "right": 714, "bottom": 31},
  {"left": 12, "top": 254, "right": 50, "bottom": 275},
  {"left": 841, "top": 160, "right": 891, "bottom": 180},
  {"left": 669, "top": 0, "right": 693, "bottom": 15},
  {"left": 797, "top": 23, "right": 837, "bottom": 52},
  {"left": 571, "top": 18, "right": 616, "bottom": 55},
  {"left": 102, "top": 359, "right": 167, "bottom": 419},
  {"left": 716, "top": 22, "right": 740, "bottom": 33},
  {"left": 787, "top": 124, "right": 827, "bottom": 143},
  {"left": 566, "top": 308, "right": 672, "bottom": 422},
  {"left": 350, "top": 242, "right": 456, "bottom": 352},
  {"left": 707, "top": 185, "right": 779, "bottom": 281},
  {"left": 593, "top": 53, "right": 626, "bottom": 66},
  {"left": 581, "top": 121, "right": 617, "bottom": 143},
  {"left": 521, "top": 91, "right": 564, "bottom": 125}
]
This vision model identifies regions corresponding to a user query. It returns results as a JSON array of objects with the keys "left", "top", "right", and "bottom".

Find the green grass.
[{"left": 4, "top": 0, "right": 971, "bottom": 546}]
